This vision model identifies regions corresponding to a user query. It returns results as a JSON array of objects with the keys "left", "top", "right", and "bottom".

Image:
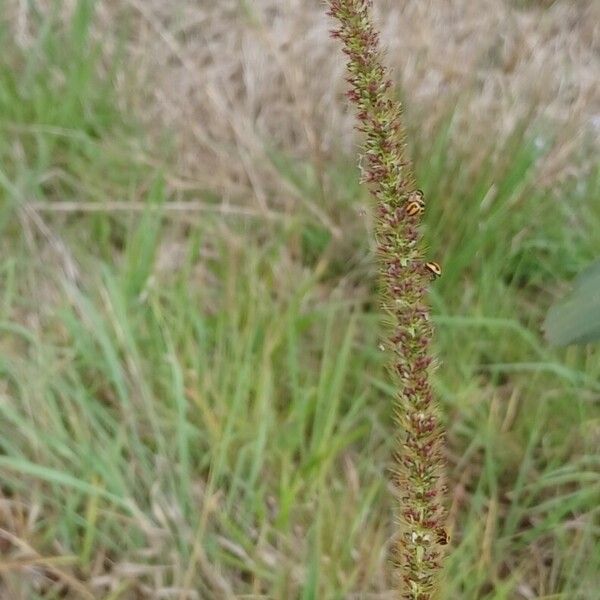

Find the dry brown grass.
[
  {"left": 6, "top": 0, "right": 598, "bottom": 201},
  {"left": 123, "top": 0, "right": 599, "bottom": 190}
]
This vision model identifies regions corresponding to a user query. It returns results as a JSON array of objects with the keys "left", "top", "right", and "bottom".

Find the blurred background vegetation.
[{"left": 0, "top": 1, "right": 598, "bottom": 598}]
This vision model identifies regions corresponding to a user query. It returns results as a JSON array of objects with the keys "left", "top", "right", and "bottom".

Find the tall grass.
[{"left": 0, "top": 1, "right": 599, "bottom": 598}]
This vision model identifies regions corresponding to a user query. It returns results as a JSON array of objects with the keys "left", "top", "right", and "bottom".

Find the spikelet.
[{"left": 327, "top": 2, "right": 448, "bottom": 597}]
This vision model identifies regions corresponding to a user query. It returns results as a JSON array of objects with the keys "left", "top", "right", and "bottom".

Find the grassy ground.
[{"left": 1, "top": 2, "right": 599, "bottom": 599}]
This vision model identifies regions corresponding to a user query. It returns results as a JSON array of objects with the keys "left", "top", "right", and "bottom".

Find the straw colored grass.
[{"left": 123, "top": 0, "right": 599, "bottom": 188}]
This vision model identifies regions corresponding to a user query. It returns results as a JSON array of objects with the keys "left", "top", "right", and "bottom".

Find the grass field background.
[{"left": 1, "top": 1, "right": 599, "bottom": 598}]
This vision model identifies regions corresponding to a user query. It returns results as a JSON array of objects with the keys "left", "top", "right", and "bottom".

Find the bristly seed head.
[{"left": 327, "top": 1, "right": 448, "bottom": 598}]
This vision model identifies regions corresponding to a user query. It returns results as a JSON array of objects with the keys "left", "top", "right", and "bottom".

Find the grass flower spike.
[{"left": 327, "top": 1, "right": 448, "bottom": 597}]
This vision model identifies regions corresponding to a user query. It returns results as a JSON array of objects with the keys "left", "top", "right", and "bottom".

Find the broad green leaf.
[{"left": 544, "top": 258, "right": 600, "bottom": 346}]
